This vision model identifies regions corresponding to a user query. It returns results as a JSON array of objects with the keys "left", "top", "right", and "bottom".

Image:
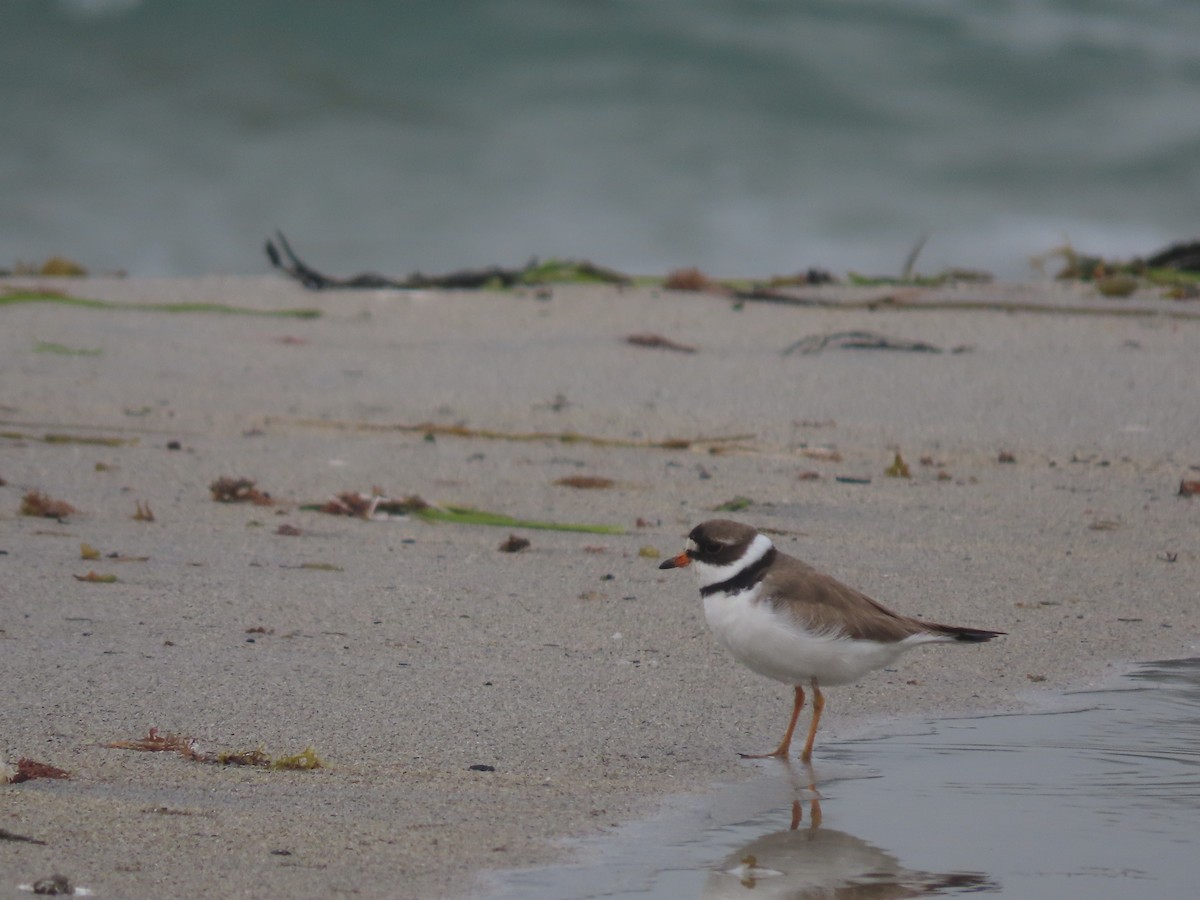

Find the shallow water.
[{"left": 486, "top": 658, "right": 1200, "bottom": 899}]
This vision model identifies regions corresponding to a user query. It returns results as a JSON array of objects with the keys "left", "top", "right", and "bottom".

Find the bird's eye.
[{"left": 703, "top": 540, "right": 721, "bottom": 555}]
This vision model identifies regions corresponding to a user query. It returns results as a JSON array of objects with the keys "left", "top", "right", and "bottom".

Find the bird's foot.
[{"left": 738, "top": 749, "right": 789, "bottom": 760}]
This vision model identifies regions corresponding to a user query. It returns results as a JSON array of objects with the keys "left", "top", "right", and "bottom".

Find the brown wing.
[{"left": 760, "top": 553, "right": 931, "bottom": 643}]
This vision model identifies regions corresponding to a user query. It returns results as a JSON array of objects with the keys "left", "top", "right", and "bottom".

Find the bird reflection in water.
[{"left": 704, "top": 761, "right": 996, "bottom": 898}]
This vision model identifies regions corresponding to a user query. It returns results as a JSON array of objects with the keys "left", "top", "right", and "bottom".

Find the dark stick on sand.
[{"left": 265, "top": 230, "right": 632, "bottom": 291}]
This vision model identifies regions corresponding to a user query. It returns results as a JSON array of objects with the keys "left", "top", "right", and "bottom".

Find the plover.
[{"left": 660, "top": 519, "right": 1002, "bottom": 761}]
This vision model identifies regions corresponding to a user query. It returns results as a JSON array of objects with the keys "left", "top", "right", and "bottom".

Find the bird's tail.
[{"left": 931, "top": 623, "right": 1004, "bottom": 643}]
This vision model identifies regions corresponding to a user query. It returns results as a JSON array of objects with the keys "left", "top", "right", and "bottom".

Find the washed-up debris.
[
  {"left": 901, "top": 233, "right": 930, "bottom": 280},
  {"left": 25, "top": 874, "right": 81, "bottom": 895},
  {"left": 665, "top": 267, "right": 834, "bottom": 298},
  {"left": 20, "top": 491, "right": 76, "bottom": 519},
  {"left": 1179, "top": 480, "right": 1200, "bottom": 497},
  {"left": 843, "top": 268, "right": 993, "bottom": 288},
  {"left": 7, "top": 254, "right": 88, "bottom": 276},
  {"left": 664, "top": 267, "right": 724, "bottom": 292},
  {"left": 0, "top": 827, "right": 46, "bottom": 845},
  {"left": 712, "top": 285, "right": 1200, "bottom": 318},
  {"left": 265, "top": 230, "right": 632, "bottom": 290},
  {"left": 265, "top": 747, "right": 325, "bottom": 770},
  {"left": 1145, "top": 240, "right": 1200, "bottom": 272},
  {"left": 1094, "top": 274, "right": 1139, "bottom": 297},
  {"left": 306, "top": 490, "right": 626, "bottom": 534},
  {"left": 638, "top": 545, "right": 660, "bottom": 559},
  {"left": 801, "top": 447, "right": 842, "bottom": 462},
  {"left": 998, "top": 450, "right": 1016, "bottom": 464},
  {"left": 315, "top": 491, "right": 429, "bottom": 518},
  {"left": 132, "top": 500, "right": 155, "bottom": 521},
  {"left": 554, "top": 475, "right": 615, "bottom": 489},
  {"left": 210, "top": 477, "right": 273, "bottom": 505},
  {"left": 884, "top": 452, "right": 911, "bottom": 478},
  {"left": 73, "top": 571, "right": 117, "bottom": 583},
  {"left": 34, "top": 341, "right": 102, "bottom": 356},
  {"left": 45, "top": 433, "right": 133, "bottom": 447},
  {"left": 714, "top": 496, "right": 753, "bottom": 512},
  {"left": 273, "top": 415, "right": 754, "bottom": 452},
  {"left": 104, "top": 728, "right": 324, "bottom": 770},
  {"left": 498, "top": 534, "right": 530, "bottom": 553},
  {"left": 625, "top": 332, "right": 698, "bottom": 353},
  {"left": 835, "top": 475, "right": 872, "bottom": 484},
  {"left": 275, "top": 523, "right": 303, "bottom": 536},
  {"left": 106, "top": 734, "right": 195, "bottom": 763},
  {"left": 2, "top": 757, "right": 70, "bottom": 784},
  {"left": 424, "top": 504, "right": 625, "bottom": 534},
  {"left": 764, "top": 269, "right": 836, "bottom": 287},
  {"left": 705, "top": 442, "right": 754, "bottom": 456},
  {"left": 1038, "top": 240, "right": 1200, "bottom": 298},
  {"left": 782, "top": 330, "right": 952, "bottom": 355},
  {"left": 79, "top": 545, "right": 146, "bottom": 565},
  {"left": 0, "top": 288, "right": 320, "bottom": 318},
  {"left": 1048, "top": 242, "right": 1187, "bottom": 279}
]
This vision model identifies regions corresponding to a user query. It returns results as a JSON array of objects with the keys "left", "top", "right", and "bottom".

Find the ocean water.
[{"left": 4, "top": 0, "right": 1200, "bottom": 278}]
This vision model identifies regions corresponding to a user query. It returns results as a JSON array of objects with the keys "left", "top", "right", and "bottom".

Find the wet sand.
[
  {"left": 489, "top": 658, "right": 1200, "bottom": 899},
  {"left": 1, "top": 276, "right": 1197, "bottom": 897}
]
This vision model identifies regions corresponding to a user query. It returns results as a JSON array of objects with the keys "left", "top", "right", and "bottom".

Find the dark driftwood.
[
  {"left": 782, "top": 330, "right": 948, "bottom": 356},
  {"left": 265, "top": 231, "right": 631, "bottom": 291},
  {"left": 1144, "top": 240, "right": 1200, "bottom": 272}
]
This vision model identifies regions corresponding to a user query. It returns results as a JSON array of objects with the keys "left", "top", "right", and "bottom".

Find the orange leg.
[
  {"left": 800, "top": 678, "right": 824, "bottom": 762},
  {"left": 809, "top": 794, "right": 823, "bottom": 829},
  {"left": 740, "top": 684, "right": 805, "bottom": 759},
  {"left": 788, "top": 758, "right": 823, "bottom": 830},
  {"left": 793, "top": 794, "right": 824, "bottom": 830}
]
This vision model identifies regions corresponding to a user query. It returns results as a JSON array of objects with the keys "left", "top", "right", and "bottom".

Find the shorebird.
[{"left": 660, "top": 519, "right": 1003, "bottom": 761}]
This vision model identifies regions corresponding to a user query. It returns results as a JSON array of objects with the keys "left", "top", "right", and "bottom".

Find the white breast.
[{"left": 702, "top": 585, "right": 919, "bottom": 687}]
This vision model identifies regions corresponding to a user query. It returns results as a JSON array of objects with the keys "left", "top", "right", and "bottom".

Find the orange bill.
[{"left": 658, "top": 552, "right": 691, "bottom": 570}]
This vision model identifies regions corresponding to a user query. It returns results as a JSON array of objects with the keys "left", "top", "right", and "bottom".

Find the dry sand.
[{"left": 1, "top": 276, "right": 1197, "bottom": 897}]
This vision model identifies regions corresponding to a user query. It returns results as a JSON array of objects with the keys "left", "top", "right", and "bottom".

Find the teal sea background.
[{"left": 3, "top": 0, "right": 1199, "bottom": 278}]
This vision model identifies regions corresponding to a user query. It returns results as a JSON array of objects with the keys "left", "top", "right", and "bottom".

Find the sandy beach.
[{"left": 2, "top": 276, "right": 1197, "bottom": 897}]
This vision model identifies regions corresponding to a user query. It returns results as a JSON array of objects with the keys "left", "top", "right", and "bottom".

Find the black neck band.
[{"left": 700, "top": 547, "right": 776, "bottom": 597}]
